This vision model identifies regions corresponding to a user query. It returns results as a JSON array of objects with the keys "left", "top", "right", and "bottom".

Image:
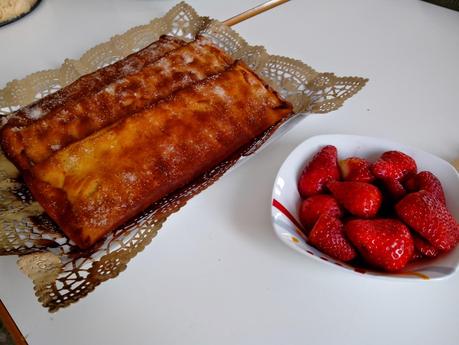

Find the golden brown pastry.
[
  {"left": 24, "top": 61, "right": 293, "bottom": 248},
  {"left": 2, "top": 35, "right": 184, "bottom": 129},
  {"left": 1, "top": 36, "right": 233, "bottom": 171}
]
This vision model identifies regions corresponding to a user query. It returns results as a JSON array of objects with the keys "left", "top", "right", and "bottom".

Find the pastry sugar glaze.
[
  {"left": 26, "top": 61, "right": 292, "bottom": 248},
  {"left": 1, "top": 36, "right": 233, "bottom": 170}
]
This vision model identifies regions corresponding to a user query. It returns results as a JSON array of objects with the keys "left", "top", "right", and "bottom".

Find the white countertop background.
[{"left": 1, "top": 1, "right": 459, "bottom": 344}]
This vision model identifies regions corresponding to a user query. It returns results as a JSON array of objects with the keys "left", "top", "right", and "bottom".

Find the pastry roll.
[
  {"left": 1, "top": 36, "right": 233, "bottom": 171},
  {"left": 2, "top": 35, "right": 184, "bottom": 128},
  {"left": 25, "top": 61, "right": 293, "bottom": 248}
]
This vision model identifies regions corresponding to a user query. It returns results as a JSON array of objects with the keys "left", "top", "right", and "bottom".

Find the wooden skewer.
[
  {"left": 223, "top": 0, "right": 290, "bottom": 27},
  {"left": 452, "top": 159, "right": 459, "bottom": 171}
]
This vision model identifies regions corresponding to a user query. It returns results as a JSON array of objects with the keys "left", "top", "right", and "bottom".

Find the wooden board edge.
[{"left": 0, "top": 299, "right": 28, "bottom": 345}]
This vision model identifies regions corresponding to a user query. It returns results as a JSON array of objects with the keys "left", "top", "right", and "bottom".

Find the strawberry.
[
  {"left": 410, "top": 251, "right": 424, "bottom": 262},
  {"left": 382, "top": 178, "right": 407, "bottom": 200},
  {"left": 299, "top": 195, "right": 342, "bottom": 233},
  {"left": 395, "top": 191, "right": 459, "bottom": 251},
  {"left": 371, "top": 180, "right": 397, "bottom": 217},
  {"left": 327, "top": 181, "right": 382, "bottom": 218},
  {"left": 308, "top": 214, "right": 357, "bottom": 262},
  {"left": 339, "top": 157, "right": 374, "bottom": 183},
  {"left": 405, "top": 171, "right": 446, "bottom": 205},
  {"left": 298, "top": 145, "right": 340, "bottom": 198},
  {"left": 412, "top": 233, "right": 439, "bottom": 258},
  {"left": 345, "top": 219, "right": 414, "bottom": 272},
  {"left": 372, "top": 151, "right": 417, "bottom": 181},
  {"left": 404, "top": 177, "right": 416, "bottom": 192},
  {"left": 372, "top": 151, "right": 417, "bottom": 199}
]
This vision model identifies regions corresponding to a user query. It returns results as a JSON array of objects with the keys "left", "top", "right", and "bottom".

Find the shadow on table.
[{"left": 422, "top": 0, "right": 459, "bottom": 11}]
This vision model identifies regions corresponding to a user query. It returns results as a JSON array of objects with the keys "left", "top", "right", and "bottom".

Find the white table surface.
[{"left": 1, "top": 0, "right": 459, "bottom": 344}]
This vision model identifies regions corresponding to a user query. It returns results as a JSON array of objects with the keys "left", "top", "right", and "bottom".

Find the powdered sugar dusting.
[
  {"left": 24, "top": 107, "right": 43, "bottom": 120},
  {"left": 115, "top": 78, "right": 128, "bottom": 86},
  {"left": 182, "top": 52, "right": 194, "bottom": 64},
  {"left": 121, "top": 60, "right": 140, "bottom": 75},
  {"left": 122, "top": 172, "right": 137, "bottom": 183},
  {"left": 163, "top": 145, "right": 175, "bottom": 154},
  {"left": 65, "top": 155, "right": 79, "bottom": 169},
  {"left": 84, "top": 195, "right": 112, "bottom": 227},
  {"left": 50, "top": 144, "right": 61, "bottom": 151},
  {"left": 104, "top": 84, "right": 116, "bottom": 95},
  {"left": 213, "top": 86, "right": 228, "bottom": 99},
  {"left": 82, "top": 145, "right": 94, "bottom": 155},
  {"left": 89, "top": 212, "right": 109, "bottom": 227},
  {"left": 157, "top": 58, "right": 172, "bottom": 75}
]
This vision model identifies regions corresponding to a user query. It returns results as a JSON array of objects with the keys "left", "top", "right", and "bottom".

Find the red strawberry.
[
  {"left": 298, "top": 145, "right": 340, "bottom": 198},
  {"left": 299, "top": 195, "right": 342, "bottom": 233},
  {"left": 345, "top": 219, "right": 414, "bottom": 272},
  {"left": 395, "top": 191, "right": 459, "bottom": 251},
  {"left": 404, "top": 177, "right": 416, "bottom": 192},
  {"left": 339, "top": 157, "right": 374, "bottom": 183},
  {"left": 412, "top": 233, "right": 439, "bottom": 258},
  {"left": 382, "top": 178, "right": 407, "bottom": 200},
  {"left": 372, "top": 151, "right": 416, "bottom": 199},
  {"left": 405, "top": 171, "right": 446, "bottom": 205},
  {"left": 308, "top": 214, "right": 357, "bottom": 262},
  {"left": 372, "top": 151, "right": 417, "bottom": 181},
  {"left": 410, "top": 251, "right": 424, "bottom": 262},
  {"left": 327, "top": 181, "right": 382, "bottom": 218}
]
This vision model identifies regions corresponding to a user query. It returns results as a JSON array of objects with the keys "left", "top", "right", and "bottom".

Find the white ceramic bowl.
[{"left": 271, "top": 134, "right": 459, "bottom": 280}]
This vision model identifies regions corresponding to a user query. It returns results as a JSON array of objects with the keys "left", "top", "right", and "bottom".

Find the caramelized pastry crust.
[
  {"left": 1, "top": 36, "right": 233, "bottom": 171},
  {"left": 2, "top": 35, "right": 184, "bottom": 129},
  {"left": 25, "top": 61, "right": 293, "bottom": 248}
]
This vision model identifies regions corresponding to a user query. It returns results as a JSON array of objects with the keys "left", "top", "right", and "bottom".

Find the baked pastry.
[
  {"left": 2, "top": 35, "right": 183, "bottom": 129},
  {"left": 24, "top": 61, "right": 293, "bottom": 248},
  {"left": 1, "top": 36, "right": 233, "bottom": 171}
]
